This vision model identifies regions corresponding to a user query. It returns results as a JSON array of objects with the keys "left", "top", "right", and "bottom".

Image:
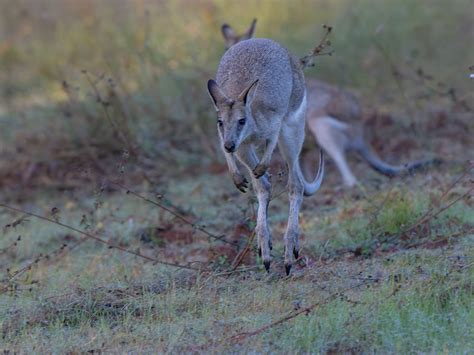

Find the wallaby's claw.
[
  {"left": 233, "top": 175, "right": 249, "bottom": 193},
  {"left": 264, "top": 260, "right": 271, "bottom": 272},
  {"left": 253, "top": 164, "right": 268, "bottom": 178}
]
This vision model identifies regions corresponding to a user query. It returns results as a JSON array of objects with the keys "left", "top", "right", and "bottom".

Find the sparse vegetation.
[{"left": 0, "top": 0, "right": 473, "bottom": 352}]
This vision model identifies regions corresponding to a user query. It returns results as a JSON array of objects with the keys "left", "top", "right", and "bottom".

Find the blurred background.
[{"left": 0, "top": 0, "right": 472, "bottom": 188}]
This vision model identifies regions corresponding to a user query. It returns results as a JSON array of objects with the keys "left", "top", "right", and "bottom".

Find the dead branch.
[
  {"left": 0, "top": 235, "right": 21, "bottom": 255},
  {"left": 300, "top": 24, "right": 334, "bottom": 69},
  {"left": 228, "top": 280, "right": 367, "bottom": 343},
  {"left": 109, "top": 180, "right": 238, "bottom": 246},
  {"left": 82, "top": 70, "right": 137, "bottom": 156},
  {"left": 230, "top": 230, "right": 256, "bottom": 271},
  {"left": 402, "top": 186, "right": 472, "bottom": 237},
  {"left": 399, "top": 164, "right": 473, "bottom": 237},
  {"left": 375, "top": 161, "right": 474, "bottom": 246},
  {"left": 0, "top": 203, "right": 204, "bottom": 272},
  {"left": 406, "top": 227, "right": 474, "bottom": 249},
  {"left": 190, "top": 279, "right": 369, "bottom": 351}
]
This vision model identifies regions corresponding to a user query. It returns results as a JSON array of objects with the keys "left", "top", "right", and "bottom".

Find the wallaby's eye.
[
  {"left": 238, "top": 118, "right": 246, "bottom": 125},
  {"left": 217, "top": 120, "right": 223, "bottom": 127}
]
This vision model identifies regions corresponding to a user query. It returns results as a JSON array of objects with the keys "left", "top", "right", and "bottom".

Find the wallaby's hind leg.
[
  {"left": 235, "top": 145, "right": 273, "bottom": 270},
  {"left": 308, "top": 116, "right": 357, "bottom": 187},
  {"left": 278, "top": 122, "right": 306, "bottom": 275}
]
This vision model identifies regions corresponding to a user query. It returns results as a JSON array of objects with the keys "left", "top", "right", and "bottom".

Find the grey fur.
[{"left": 208, "top": 38, "right": 324, "bottom": 274}]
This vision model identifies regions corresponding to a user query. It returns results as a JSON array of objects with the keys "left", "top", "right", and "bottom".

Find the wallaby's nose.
[{"left": 224, "top": 142, "right": 236, "bottom": 153}]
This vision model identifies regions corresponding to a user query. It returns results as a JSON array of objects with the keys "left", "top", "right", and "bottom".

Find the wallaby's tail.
[
  {"left": 357, "top": 142, "right": 441, "bottom": 177},
  {"left": 301, "top": 149, "right": 325, "bottom": 196}
]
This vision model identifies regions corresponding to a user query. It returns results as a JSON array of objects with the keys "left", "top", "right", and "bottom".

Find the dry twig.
[
  {"left": 191, "top": 279, "right": 370, "bottom": 351},
  {"left": 300, "top": 24, "right": 333, "bottom": 69},
  {"left": 230, "top": 230, "right": 256, "bottom": 271},
  {"left": 0, "top": 203, "right": 204, "bottom": 272},
  {"left": 109, "top": 180, "right": 238, "bottom": 246}
]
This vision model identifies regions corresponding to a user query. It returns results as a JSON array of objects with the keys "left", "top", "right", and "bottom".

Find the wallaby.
[
  {"left": 221, "top": 20, "right": 440, "bottom": 187},
  {"left": 207, "top": 38, "right": 324, "bottom": 275}
]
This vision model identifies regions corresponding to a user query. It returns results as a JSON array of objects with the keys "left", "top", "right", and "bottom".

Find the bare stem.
[{"left": 0, "top": 203, "right": 204, "bottom": 272}]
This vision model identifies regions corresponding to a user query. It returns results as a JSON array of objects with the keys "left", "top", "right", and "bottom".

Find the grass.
[
  {"left": 1, "top": 240, "right": 473, "bottom": 352},
  {"left": 0, "top": 0, "right": 473, "bottom": 352},
  {"left": 1, "top": 170, "right": 472, "bottom": 352}
]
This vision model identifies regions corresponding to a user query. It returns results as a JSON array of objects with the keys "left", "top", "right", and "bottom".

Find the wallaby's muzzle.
[{"left": 224, "top": 141, "right": 236, "bottom": 153}]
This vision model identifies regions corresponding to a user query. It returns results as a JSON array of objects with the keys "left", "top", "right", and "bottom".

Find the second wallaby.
[
  {"left": 221, "top": 20, "right": 440, "bottom": 187},
  {"left": 207, "top": 38, "right": 324, "bottom": 275}
]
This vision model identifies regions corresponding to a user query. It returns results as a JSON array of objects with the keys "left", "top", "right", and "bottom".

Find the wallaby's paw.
[
  {"left": 293, "top": 248, "right": 299, "bottom": 259},
  {"left": 263, "top": 260, "right": 271, "bottom": 272},
  {"left": 232, "top": 174, "right": 249, "bottom": 193},
  {"left": 341, "top": 174, "right": 358, "bottom": 188},
  {"left": 285, "top": 263, "right": 292, "bottom": 276},
  {"left": 253, "top": 163, "right": 268, "bottom": 178}
]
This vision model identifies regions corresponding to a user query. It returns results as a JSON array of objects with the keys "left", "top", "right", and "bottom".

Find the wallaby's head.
[
  {"left": 221, "top": 19, "right": 257, "bottom": 50},
  {"left": 207, "top": 79, "right": 259, "bottom": 153}
]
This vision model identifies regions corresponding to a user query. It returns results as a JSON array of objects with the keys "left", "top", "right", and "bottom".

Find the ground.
[{"left": 1, "top": 156, "right": 472, "bottom": 352}]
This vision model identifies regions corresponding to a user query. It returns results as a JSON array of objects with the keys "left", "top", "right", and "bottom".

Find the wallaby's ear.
[
  {"left": 207, "top": 79, "right": 228, "bottom": 109},
  {"left": 238, "top": 79, "right": 259, "bottom": 105},
  {"left": 243, "top": 19, "right": 257, "bottom": 40},
  {"left": 221, "top": 23, "right": 236, "bottom": 41}
]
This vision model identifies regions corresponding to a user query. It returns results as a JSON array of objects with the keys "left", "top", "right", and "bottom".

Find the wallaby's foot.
[
  {"left": 340, "top": 171, "right": 358, "bottom": 188},
  {"left": 264, "top": 260, "right": 271, "bottom": 272},
  {"left": 253, "top": 163, "right": 268, "bottom": 178},
  {"left": 293, "top": 247, "right": 299, "bottom": 259},
  {"left": 283, "top": 247, "right": 294, "bottom": 275},
  {"left": 258, "top": 228, "right": 272, "bottom": 270},
  {"left": 343, "top": 178, "right": 358, "bottom": 188},
  {"left": 232, "top": 173, "right": 249, "bottom": 193}
]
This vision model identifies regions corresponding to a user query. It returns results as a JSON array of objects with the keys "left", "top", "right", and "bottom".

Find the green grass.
[{"left": 1, "top": 239, "right": 472, "bottom": 352}]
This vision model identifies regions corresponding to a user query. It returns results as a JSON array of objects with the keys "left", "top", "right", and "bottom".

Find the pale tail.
[{"left": 301, "top": 149, "right": 325, "bottom": 196}]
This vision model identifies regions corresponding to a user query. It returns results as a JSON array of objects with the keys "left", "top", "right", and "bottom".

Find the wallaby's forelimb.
[
  {"left": 253, "top": 135, "right": 280, "bottom": 178},
  {"left": 224, "top": 150, "right": 249, "bottom": 192}
]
